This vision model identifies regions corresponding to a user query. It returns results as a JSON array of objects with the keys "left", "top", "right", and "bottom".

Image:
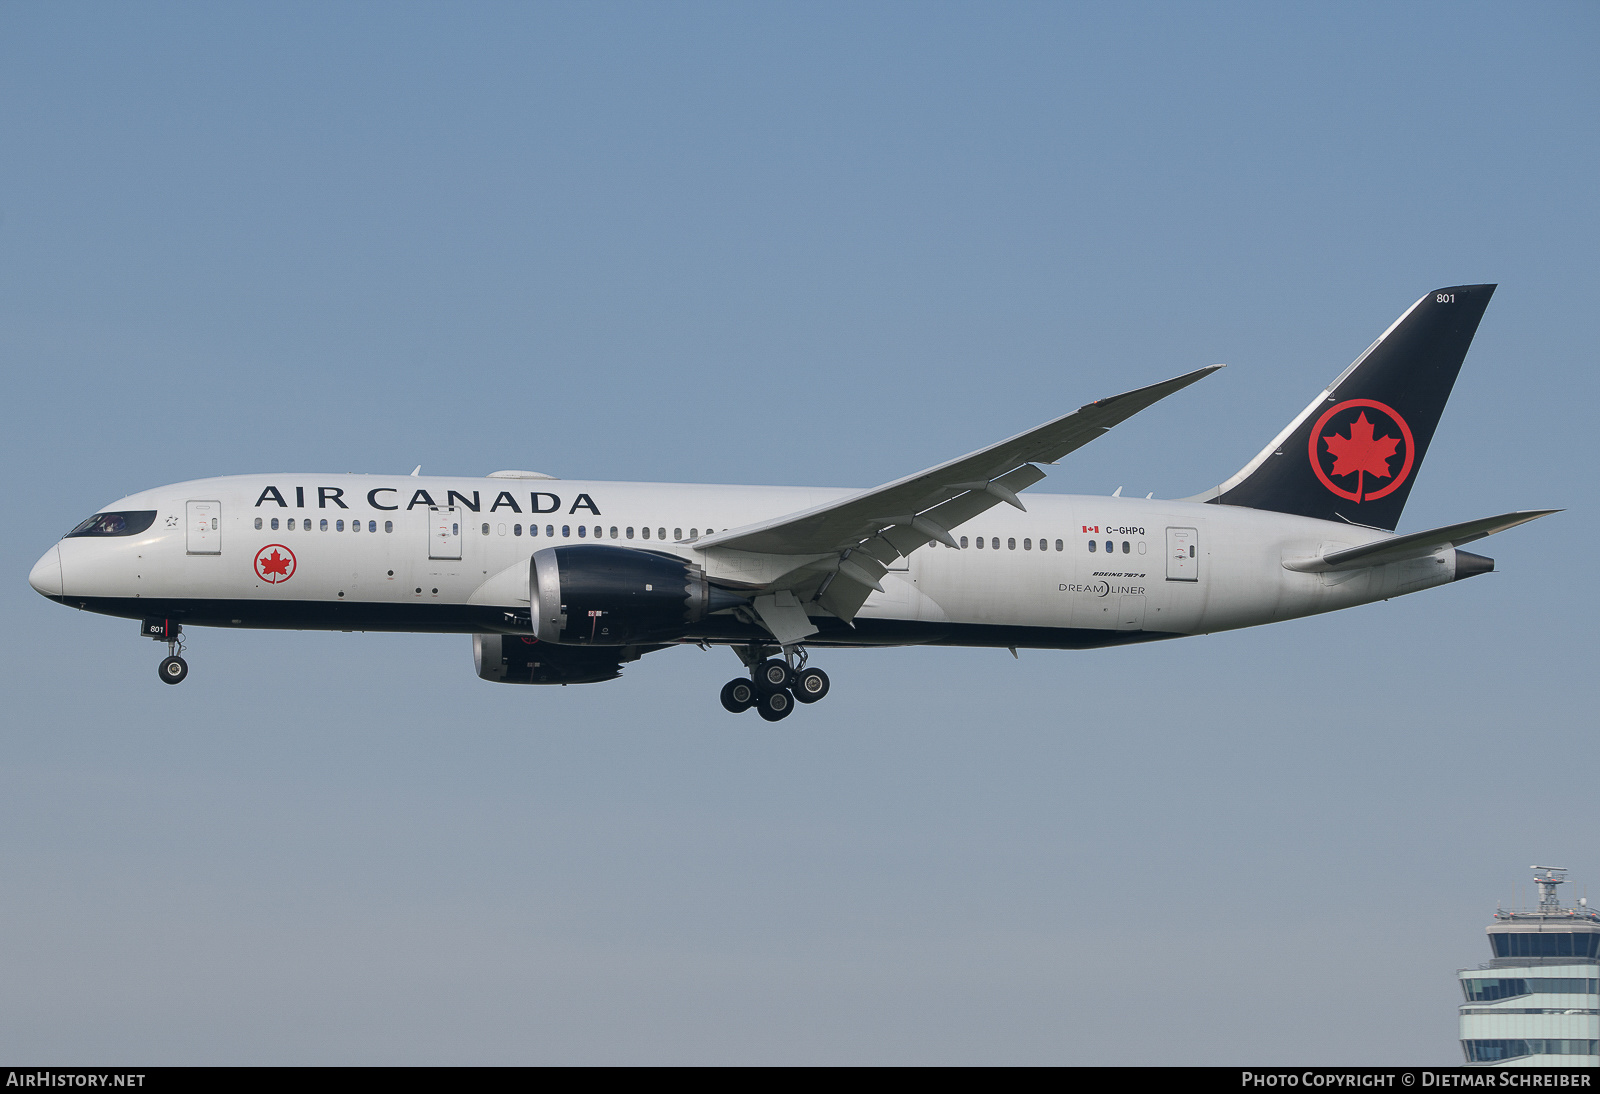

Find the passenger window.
[
  {"left": 452, "top": 523, "right": 458, "bottom": 536},
  {"left": 960, "top": 536, "right": 968, "bottom": 548},
  {"left": 659, "top": 528, "right": 667, "bottom": 540},
  {"left": 1023, "top": 538, "right": 1030, "bottom": 550},
  {"left": 674, "top": 528, "right": 682, "bottom": 541},
  {"left": 385, "top": 521, "right": 393, "bottom": 533},
  {"left": 1104, "top": 540, "right": 1112, "bottom": 553},
  {"left": 1008, "top": 538, "right": 1016, "bottom": 550},
  {"left": 481, "top": 523, "right": 490, "bottom": 536},
  {"left": 287, "top": 518, "right": 296, "bottom": 530},
  {"left": 690, "top": 528, "right": 699, "bottom": 539},
  {"left": 321, "top": 519, "right": 329, "bottom": 531},
  {"left": 497, "top": 524, "right": 506, "bottom": 536},
  {"left": 548, "top": 526, "right": 556, "bottom": 537},
  {"left": 1122, "top": 541, "right": 1130, "bottom": 553},
  {"left": 594, "top": 526, "right": 602, "bottom": 538},
  {"left": 640, "top": 527, "right": 649, "bottom": 539},
  {"left": 1189, "top": 545, "right": 1196, "bottom": 557},
  {"left": 992, "top": 538, "right": 999, "bottom": 550},
  {"left": 1055, "top": 539, "right": 1063, "bottom": 552},
  {"left": 1088, "top": 540, "right": 1097, "bottom": 552},
  {"left": 514, "top": 524, "right": 522, "bottom": 536},
  {"left": 610, "top": 527, "right": 618, "bottom": 539},
  {"left": 975, "top": 536, "right": 984, "bottom": 549},
  {"left": 626, "top": 527, "right": 634, "bottom": 539},
  {"left": 578, "top": 525, "right": 586, "bottom": 538},
  {"left": 369, "top": 521, "right": 377, "bottom": 532},
  {"left": 254, "top": 517, "right": 263, "bottom": 530}
]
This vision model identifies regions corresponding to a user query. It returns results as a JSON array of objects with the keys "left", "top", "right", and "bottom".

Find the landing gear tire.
[
  {"left": 159, "top": 655, "right": 189, "bottom": 685},
  {"left": 756, "top": 688, "right": 793, "bottom": 722},
  {"left": 720, "top": 678, "right": 757, "bottom": 713},
  {"left": 793, "top": 666, "right": 830, "bottom": 703},
  {"left": 755, "top": 658, "right": 793, "bottom": 692}
]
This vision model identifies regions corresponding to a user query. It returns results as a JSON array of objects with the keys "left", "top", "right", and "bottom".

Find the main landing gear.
[
  {"left": 143, "top": 618, "right": 189, "bottom": 685},
  {"left": 720, "top": 645, "right": 830, "bottom": 721}
]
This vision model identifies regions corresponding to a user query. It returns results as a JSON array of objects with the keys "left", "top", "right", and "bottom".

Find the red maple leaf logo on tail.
[{"left": 1322, "top": 412, "right": 1400, "bottom": 503}]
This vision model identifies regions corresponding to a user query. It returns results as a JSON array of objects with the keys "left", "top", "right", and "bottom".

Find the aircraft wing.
[{"left": 697, "top": 365, "right": 1222, "bottom": 626}]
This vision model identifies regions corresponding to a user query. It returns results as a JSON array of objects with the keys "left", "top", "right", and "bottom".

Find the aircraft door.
[
  {"left": 1165, "top": 527, "right": 1198, "bottom": 581},
  {"left": 186, "top": 500, "right": 221, "bottom": 554},
  {"left": 429, "top": 506, "right": 462, "bottom": 560}
]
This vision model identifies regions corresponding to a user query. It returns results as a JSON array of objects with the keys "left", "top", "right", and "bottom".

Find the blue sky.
[{"left": 2, "top": 1, "right": 1595, "bottom": 1064}]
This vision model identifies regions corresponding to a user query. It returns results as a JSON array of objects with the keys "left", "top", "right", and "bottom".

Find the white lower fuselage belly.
[{"left": 40, "top": 474, "right": 1459, "bottom": 649}]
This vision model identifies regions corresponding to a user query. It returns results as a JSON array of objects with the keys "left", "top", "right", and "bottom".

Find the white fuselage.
[{"left": 32, "top": 472, "right": 1462, "bottom": 650}]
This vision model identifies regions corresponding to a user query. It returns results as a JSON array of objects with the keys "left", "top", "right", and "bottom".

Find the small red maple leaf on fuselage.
[
  {"left": 259, "top": 550, "right": 290, "bottom": 577},
  {"left": 1322, "top": 412, "right": 1400, "bottom": 503}
]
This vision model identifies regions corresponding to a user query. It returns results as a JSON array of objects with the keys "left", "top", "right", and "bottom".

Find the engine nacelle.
[
  {"left": 473, "top": 633, "right": 632, "bottom": 685},
  {"left": 531, "top": 544, "right": 747, "bottom": 646}
]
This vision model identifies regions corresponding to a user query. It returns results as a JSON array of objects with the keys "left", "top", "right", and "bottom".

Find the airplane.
[{"left": 28, "top": 284, "right": 1556, "bottom": 720}]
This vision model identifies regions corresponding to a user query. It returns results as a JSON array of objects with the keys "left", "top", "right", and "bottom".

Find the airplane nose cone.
[{"left": 29, "top": 545, "right": 63, "bottom": 598}]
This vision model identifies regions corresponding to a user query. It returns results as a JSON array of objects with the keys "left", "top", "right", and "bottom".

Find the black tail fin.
[{"left": 1204, "top": 284, "right": 1495, "bottom": 531}]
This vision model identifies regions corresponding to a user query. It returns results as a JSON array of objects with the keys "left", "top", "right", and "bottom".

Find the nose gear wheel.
[{"left": 152, "top": 624, "right": 190, "bottom": 685}]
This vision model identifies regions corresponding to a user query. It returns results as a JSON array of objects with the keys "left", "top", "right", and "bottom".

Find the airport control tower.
[{"left": 1458, "top": 866, "right": 1600, "bottom": 1066}]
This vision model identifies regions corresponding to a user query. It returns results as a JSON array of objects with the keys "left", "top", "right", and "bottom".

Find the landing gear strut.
[
  {"left": 144, "top": 618, "right": 189, "bottom": 685},
  {"left": 720, "top": 643, "right": 829, "bottom": 718}
]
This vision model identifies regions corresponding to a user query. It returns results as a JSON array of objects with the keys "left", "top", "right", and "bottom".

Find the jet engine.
[
  {"left": 530, "top": 544, "right": 749, "bottom": 646},
  {"left": 473, "top": 633, "right": 643, "bottom": 685}
]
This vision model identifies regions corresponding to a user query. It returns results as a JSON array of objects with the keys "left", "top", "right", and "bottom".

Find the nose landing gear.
[
  {"left": 143, "top": 618, "right": 189, "bottom": 685},
  {"left": 721, "top": 644, "right": 829, "bottom": 719},
  {"left": 159, "top": 653, "right": 189, "bottom": 684}
]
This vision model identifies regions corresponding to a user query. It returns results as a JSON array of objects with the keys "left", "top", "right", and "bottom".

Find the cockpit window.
[{"left": 65, "top": 511, "right": 157, "bottom": 538}]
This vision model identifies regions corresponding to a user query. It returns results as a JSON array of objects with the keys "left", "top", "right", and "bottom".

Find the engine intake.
[{"left": 531, "top": 544, "right": 748, "bottom": 646}]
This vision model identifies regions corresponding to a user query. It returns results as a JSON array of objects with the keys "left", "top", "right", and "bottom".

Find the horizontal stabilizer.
[{"left": 1282, "top": 509, "right": 1559, "bottom": 573}]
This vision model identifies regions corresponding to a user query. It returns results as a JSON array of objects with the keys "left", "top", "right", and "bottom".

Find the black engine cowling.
[
  {"left": 473, "top": 633, "right": 640, "bottom": 685},
  {"left": 531, "top": 544, "right": 748, "bottom": 646}
]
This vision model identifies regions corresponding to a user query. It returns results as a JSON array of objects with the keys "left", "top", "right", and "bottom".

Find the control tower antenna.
[{"left": 1531, "top": 865, "right": 1568, "bottom": 912}]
